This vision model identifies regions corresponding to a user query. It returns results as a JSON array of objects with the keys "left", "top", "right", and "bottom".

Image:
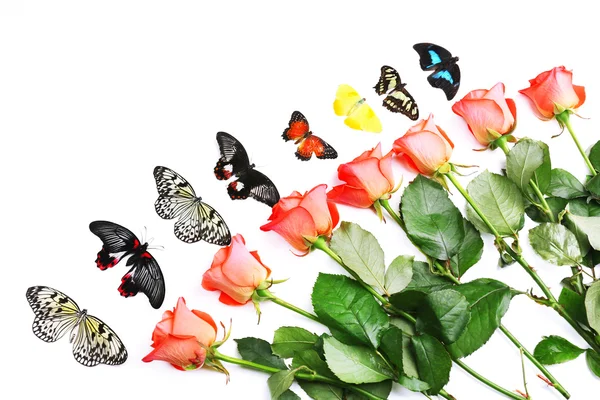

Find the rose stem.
[
  {"left": 255, "top": 289, "right": 320, "bottom": 322},
  {"left": 379, "top": 198, "right": 570, "bottom": 399},
  {"left": 556, "top": 111, "right": 597, "bottom": 177},
  {"left": 313, "top": 236, "right": 524, "bottom": 400},
  {"left": 445, "top": 171, "right": 600, "bottom": 354},
  {"left": 212, "top": 350, "right": 386, "bottom": 400}
]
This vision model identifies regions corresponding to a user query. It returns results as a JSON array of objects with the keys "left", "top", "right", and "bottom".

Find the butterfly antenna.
[{"left": 148, "top": 244, "right": 165, "bottom": 251}]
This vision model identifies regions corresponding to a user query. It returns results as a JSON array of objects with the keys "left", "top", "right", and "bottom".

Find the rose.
[
  {"left": 142, "top": 297, "right": 217, "bottom": 370},
  {"left": 327, "top": 143, "right": 396, "bottom": 208},
  {"left": 260, "top": 184, "right": 339, "bottom": 253},
  {"left": 452, "top": 82, "right": 517, "bottom": 145},
  {"left": 393, "top": 113, "right": 454, "bottom": 176},
  {"left": 202, "top": 234, "right": 271, "bottom": 305},
  {"left": 519, "top": 66, "right": 585, "bottom": 119}
]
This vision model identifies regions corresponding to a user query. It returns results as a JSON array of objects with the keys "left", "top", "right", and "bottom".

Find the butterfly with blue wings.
[
  {"left": 413, "top": 43, "right": 460, "bottom": 100},
  {"left": 26, "top": 286, "right": 128, "bottom": 367}
]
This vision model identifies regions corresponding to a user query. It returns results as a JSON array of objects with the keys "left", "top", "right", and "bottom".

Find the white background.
[{"left": 2, "top": 1, "right": 599, "bottom": 399}]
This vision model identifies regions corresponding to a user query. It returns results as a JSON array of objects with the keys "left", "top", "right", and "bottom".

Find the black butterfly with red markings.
[
  {"left": 214, "top": 131, "right": 280, "bottom": 207},
  {"left": 282, "top": 111, "right": 338, "bottom": 161},
  {"left": 89, "top": 220, "right": 165, "bottom": 309}
]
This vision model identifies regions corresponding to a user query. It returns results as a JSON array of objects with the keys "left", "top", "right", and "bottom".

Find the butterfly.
[
  {"left": 373, "top": 65, "right": 419, "bottom": 121},
  {"left": 333, "top": 84, "right": 382, "bottom": 133},
  {"left": 413, "top": 43, "right": 460, "bottom": 100},
  {"left": 214, "top": 131, "right": 280, "bottom": 207},
  {"left": 89, "top": 220, "right": 165, "bottom": 309},
  {"left": 153, "top": 166, "right": 232, "bottom": 245},
  {"left": 282, "top": 111, "right": 338, "bottom": 161},
  {"left": 25, "top": 286, "right": 128, "bottom": 367}
]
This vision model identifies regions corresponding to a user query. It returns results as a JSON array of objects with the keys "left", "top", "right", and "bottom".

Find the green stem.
[
  {"left": 380, "top": 198, "right": 571, "bottom": 399},
  {"left": 445, "top": 171, "right": 600, "bottom": 354},
  {"left": 314, "top": 236, "right": 523, "bottom": 400},
  {"left": 557, "top": 111, "right": 597, "bottom": 176},
  {"left": 213, "top": 351, "right": 385, "bottom": 400},
  {"left": 256, "top": 289, "right": 320, "bottom": 323}
]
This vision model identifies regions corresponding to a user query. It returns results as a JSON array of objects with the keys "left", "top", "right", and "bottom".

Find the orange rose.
[
  {"left": 393, "top": 113, "right": 454, "bottom": 176},
  {"left": 142, "top": 297, "right": 217, "bottom": 370},
  {"left": 202, "top": 234, "right": 271, "bottom": 305},
  {"left": 452, "top": 82, "right": 517, "bottom": 145},
  {"left": 327, "top": 143, "right": 396, "bottom": 208},
  {"left": 260, "top": 184, "right": 340, "bottom": 253},
  {"left": 519, "top": 66, "right": 585, "bottom": 120}
]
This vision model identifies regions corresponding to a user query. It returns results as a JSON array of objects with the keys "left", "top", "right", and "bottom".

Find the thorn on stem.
[
  {"left": 537, "top": 374, "right": 554, "bottom": 386},
  {"left": 516, "top": 389, "right": 529, "bottom": 399}
]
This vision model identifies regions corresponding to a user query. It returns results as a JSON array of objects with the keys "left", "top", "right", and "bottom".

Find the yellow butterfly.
[{"left": 333, "top": 84, "right": 382, "bottom": 133}]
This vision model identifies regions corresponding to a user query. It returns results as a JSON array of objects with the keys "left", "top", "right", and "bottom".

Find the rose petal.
[
  {"left": 327, "top": 184, "right": 374, "bottom": 208},
  {"left": 142, "top": 334, "right": 206, "bottom": 370},
  {"left": 260, "top": 207, "right": 317, "bottom": 252}
]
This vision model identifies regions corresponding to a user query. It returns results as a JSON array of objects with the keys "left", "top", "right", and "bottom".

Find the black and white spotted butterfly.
[
  {"left": 89, "top": 220, "right": 165, "bottom": 309},
  {"left": 374, "top": 65, "right": 419, "bottom": 120},
  {"left": 153, "top": 166, "right": 232, "bottom": 245},
  {"left": 413, "top": 43, "right": 460, "bottom": 100},
  {"left": 25, "top": 286, "right": 128, "bottom": 367},
  {"left": 214, "top": 131, "right": 280, "bottom": 207}
]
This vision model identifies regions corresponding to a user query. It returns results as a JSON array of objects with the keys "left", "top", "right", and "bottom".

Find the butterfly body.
[
  {"left": 282, "top": 111, "right": 337, "bottom": 161},
  {"left": 215, "top": 132, "right": 280, "bottom": 207},
  {"left": 90, "top": 220, "right": 165, "bottom": 309},
  {"left": 374, "top": 65, "right": 419, "bottom": 120},
  {"left": 26, "top": 286, "right": 128, "bottom": 367},
  {"left": 333, "top": 84, "right": 382, "bottom": 133},
  {"left": 153, "top": 166, "right": 232, "bottom": 245},
  {"left": 413, "top": 43, "right": 460, "bottom": 100}
]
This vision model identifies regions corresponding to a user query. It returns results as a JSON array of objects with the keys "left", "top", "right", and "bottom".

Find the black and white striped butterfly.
[
  {"left": 374, "top": 65, "right": 419, "bottom": 121},
  {"left": 153, "top": 166, "right": 232, "bottom": 245},
  {"left": 413, "top": 43, "right": 460, "bottom": 100},
  {"left": 89, "top": 220, "right": 165, "bottom": 309},
  {"left": 26, "top": 286, "right": 128, "bottom": 367},
  {"left": 214, "top": 131, "right": 280, "bottom": 207}
]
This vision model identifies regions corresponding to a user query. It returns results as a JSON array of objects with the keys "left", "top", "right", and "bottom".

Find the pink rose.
[
  {"left": 519, "top": 66, "right": 585, "bottom": 119},
  {"left": 260, "top": 184, "right": 340, "bottom": 252},
  {"left": 393, "top": 113, "right": 454, "bottom": 176},
  {"left": 327, "top": 143, "right": 396, "bottom": 208},
  {"left": 202, "top": 234, "right": 271, "bottom": 305},
  {"left": 142, "top": 297, "right": 217, "bottom": 370},
  {"left": 452, "top": 82, "right": 517, "bottom": 145}
]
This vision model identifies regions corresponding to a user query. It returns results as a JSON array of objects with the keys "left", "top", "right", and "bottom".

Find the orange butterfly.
[{"left": 282, "top": 111, "right": 338, "bottom": 161}]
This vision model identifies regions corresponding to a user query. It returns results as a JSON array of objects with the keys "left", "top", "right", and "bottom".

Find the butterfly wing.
[
  {"left": 345, "top": 101, "right": 382, "bottom": 133},
  {"left": 72, "top": 314, "right": 128, "bottom": 367},
  {"left": 333, "top": 84, "right": 362, "bottom": 116},
  {"left": 413, "top": 42, "right": 454, "bottom": 70},
  {"left": 296, "top": 134, "right": 338, "bottom": 161},
  {"left": 26, "top": 286, "right": 81, "bottom": 343},
  {"left": 383, "top": 87, "right": 419, "bottom": 120},
  {"left": 228, "top": 168, "right": 280, "bottom": 207},
  {"left": 89, "top": 221, "right": 141, "bottom": 270},
  {"left": 153, "top": 166, "right": 198, "bottom": 220},
  {"left": 215, "top": 131, "right": 251, "bottom": 180},
  {"left": 119, "top": 253, "right": 165, "bottom": 309},
  {"left": 427, "top": 63, "right": 460, "bottom": 100},
  {"left": 374, "top": 65, "right": 400, "bottom": 95},
  {"left": 282, "top": 111, "right": 310, "bottom": 142}
]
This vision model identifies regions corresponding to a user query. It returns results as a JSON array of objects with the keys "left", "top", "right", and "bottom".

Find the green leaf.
[
  {"left": 297, "top": 382, "right": 343, "bottom": 400},
  {"left": 278, "top": 390, "right": 301, "bottom": 400},
  {"left": 558, "top": 286, "right": 588, "bottom": 325},
  {"left": 568, "top": 198, "right": 600, "bottom": 216},
  {"left": 401, "top": 174, "right": 465, "bottom": 260},
  {"left": 344, "top": 381, "right": 393, "bottom": 400},
  {"left": 525, "top": 197, "right": 568, "bottom": 223},
  {"left": 398, "top": 375, "right": 431, "bottom": 392},
  {"left": 272, "top": 327, "right": 319, "bottom": 359},
  {"left": 466, "top": 170, "right": 525, "bottom": 236},
  {"left": 528, "top": 223, "right": 582, "bottom": 265},
  {"left": 391, "top": 319, "right": 419, "bottom": 378},
  {"left": 312, "top": 273, "right": 389, "bottom": 348},
  {"left": 546, "top": 168, "right": 587, "bottom": 199},
  {"left": 447, "top": 279, "right": 512, "bottom": 358},
  {"left": 322, "top": 337, "right": 394, "bottom": 384},
  {"left": 528, "top": 140, "right": 552, "bottom": 195},
  {"left": 235, "top": 337, "right": 287, "bottom": 369},
  {"left": 586, "top": 349, "right": 600, "bottom": 378},
  {"left": 585, "top": 280, "right": 600, "bottom": 334},
  {"left": 506, "top": 138, "right": 545, "bottom": 192},
  {"left": 411, "top": 334, "right": 452, "bottom": 394},
  {"left": 564, "top": 211, "right": 600, "bottom": 251},
  {"left": 379, "top": 325, "right": 403, "bottom": 371},
  {"left": 450, "top": 219, "right": 483, "bottom": 278},
  {"left": 586, "top": 174, "right": 600, "bottom": 199},
  {"left": 589, "top": 140, "right": 600, "bottom": 172},
  {"left": 415, "top": 288, "right": 471, "bottom": 344},
  {"left": 533, "top": 335, "right": 585, "bottom": 365},
  {"left": 268, "top": 369, "right": 298, "bottom": 400},
  {"left": 389, "top": 261, "right": 452, "bottom": 312},
  {"left": 292, "top": 349, "right": 335, "bottom": 378},
  {"left": 384, "top": 255, "right": 413, "bottom": 295},
  {"left": 331, "top": 222, "right": 386, "bottom": 293}
]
